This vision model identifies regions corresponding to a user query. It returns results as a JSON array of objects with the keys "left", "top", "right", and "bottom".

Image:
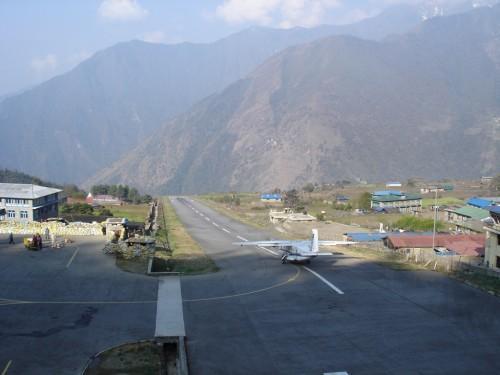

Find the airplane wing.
[
  {"left": 233, "top": 240, "right": 295, "bottom": 247},
  {"left": 318, "top": 241, "right": 356, "bottom": 246},
  {"left": 298, "top": 251, "right": 333, "bottom": 256}
]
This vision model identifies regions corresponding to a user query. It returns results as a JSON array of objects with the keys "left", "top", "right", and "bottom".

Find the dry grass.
[
  {"left": 200, "top": 193, "right": 271, "bottom": 229},
  {"left": 84, "top": 341, "right": 161, "bottom": 375},
  {"left": 105, "top": 204, "right": 150, "bottom": 222},
  {"left": 341, "top": 246, "right": 427, "bottom": 271}
]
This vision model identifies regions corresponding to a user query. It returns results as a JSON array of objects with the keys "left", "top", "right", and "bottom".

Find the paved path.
[
  {"left": 171, "top": 197, "right": 500, "bottom": 375},
  {"left": 155, "top": 276, "right": 185, "bottom": 338}
]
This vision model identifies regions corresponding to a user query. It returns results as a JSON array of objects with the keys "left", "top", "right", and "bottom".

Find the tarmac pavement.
[
  {"left": 172, "top": 197, "right": 500, "bottom": 375},
  {"left": 0, "top": 235, "right": 157, "bottom": 374}
]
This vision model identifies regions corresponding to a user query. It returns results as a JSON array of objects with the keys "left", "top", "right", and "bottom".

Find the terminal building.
[{"left": 0, "top": 183, "right": 64, "bottom": 222}]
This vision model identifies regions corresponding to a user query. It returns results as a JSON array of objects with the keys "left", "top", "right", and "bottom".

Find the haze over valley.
[{"left": 0, "top": 1, "right": 498, "bottom": 193}]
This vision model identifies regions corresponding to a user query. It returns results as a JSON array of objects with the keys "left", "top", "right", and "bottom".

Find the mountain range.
[
  {"left": 0, "top": 5, "right": 430, "bottom": 184},
  {"left": 1, "top": 3, "right": 498, "bottom": 193},
  {"left": 88, "top": 4, "right": 500, "bottom": 194}
]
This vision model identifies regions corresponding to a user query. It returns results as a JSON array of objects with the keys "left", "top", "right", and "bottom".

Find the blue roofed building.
[
  {"left": 467, "top": 197, "right": 496, "bottom": 208},
  {"left": 260, "top": 193, "right": 282, "bottom": 202}
]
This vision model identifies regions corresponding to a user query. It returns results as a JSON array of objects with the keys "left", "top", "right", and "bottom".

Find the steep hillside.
[
  {"left": 0, "top": 6, "right": 427, "bottom": 184},
  {"left": 89, "top": 5, "right": 500, "bottom": 194}
]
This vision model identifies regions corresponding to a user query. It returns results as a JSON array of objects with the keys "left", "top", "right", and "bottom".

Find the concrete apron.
[{"left": 155, "top": 276, "right": 188, "bottom": 375}]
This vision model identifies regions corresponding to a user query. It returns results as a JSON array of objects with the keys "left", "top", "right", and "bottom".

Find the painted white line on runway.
[
  {"left": 258, "top": 246, "right": 279, "bottom": 256},
  {"left": 1, "top": 360, "right": 12, "bottom": 375},
  {"left": 236, "top": 235, "right": 248, "bottom": 242},
  {"left": 222, "top": 228, "right": 231, "bottom": 234},
  {"left": 66, "top": 247, "right": 80, "bottom": 268},
  {"left": 324, "top": 372, "right": 349, "bottom": 375},
  {"left": 303, "top": 266, "right": 344, "bottom": 295},
  {"left": 212, "top": 222, "right": 220, "bottom": 227},
  {"left": 205, "top": 217, "right": 211, "bottom": 222}
]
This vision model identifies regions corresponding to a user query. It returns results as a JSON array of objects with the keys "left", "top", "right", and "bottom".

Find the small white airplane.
[{"left": 234, "top": 229, "right": 356, "bottom": 264}]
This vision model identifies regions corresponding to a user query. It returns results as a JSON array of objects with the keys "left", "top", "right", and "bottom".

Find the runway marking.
[
  {"left": 66, "top": 247, "right": 80, "bottom": 268},
  {"left": 183, "top": 266, "right": 301, "bottom": 302},
  {"left": 303, "top": 266, "right": 344, "bottom": 295},
  {"left": 258, "top": 246, "right": 279, "bottom": 256},
  {"left": 236, "top": 235, "right": 248, "bottom": 241},
  {"left": 324, "top": 372, "right": 349, "bottom": 375},
  {"left": 1, "top": 360, "right": 12, "bottom": 375},
  {"left": 0, "top": 298, "right": 155, "bottom": 307},
  {"left": 212, "top": 222, "right": 220, "bottom": 227},
  {"left": 205, "top": 217, "right": 211, "bottom": 222},
  {"left": 222, "top": 228, "right": 231, "bottom": 234}
]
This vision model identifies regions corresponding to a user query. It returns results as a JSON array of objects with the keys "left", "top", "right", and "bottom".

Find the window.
[
  {"left": 7, "top": 210, "right": 15, "bottom": 218},
  {"left": 496, "top": 256, "right": 500, "bottom": 269},
  {"left": 20, "top": 211, "right": 28, "bottom": 219}
]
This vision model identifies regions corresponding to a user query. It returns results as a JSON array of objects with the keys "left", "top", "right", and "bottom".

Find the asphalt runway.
[
  {"left": 172, "top": 197, "right": 500, "bottom": 375},
  {"left": 0, "top": 235, "right": 157, "bottom": 374}
]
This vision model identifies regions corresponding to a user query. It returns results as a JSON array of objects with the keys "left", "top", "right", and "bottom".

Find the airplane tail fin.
[{"left": 311, "top": 229, "right": 319, "bottom": 253}]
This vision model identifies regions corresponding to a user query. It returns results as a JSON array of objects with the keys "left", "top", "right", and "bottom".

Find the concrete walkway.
[{"left": 155, "top": 276, "right": 185, "bottom": 339}]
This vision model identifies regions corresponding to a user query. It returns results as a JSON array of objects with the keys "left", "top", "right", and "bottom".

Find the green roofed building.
[
  {"left": 371, "top": 192, "right": 422, "bottom": 213},
  {"left": 445, "top": 206, "right": 492, "bottom": 234},
  {"left": 446, "top": 206, "right": 491, "bottom": 221}
]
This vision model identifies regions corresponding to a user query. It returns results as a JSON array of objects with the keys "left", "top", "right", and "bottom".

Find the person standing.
[
  {"left": 8, "top": 232, "right": 14, "bottom": 244},
  {"left": 44, "top": 227, "right": 50, "bottom": 241},
  {"left": 36, "top": 233, "right": 43, "bottom": 250}
]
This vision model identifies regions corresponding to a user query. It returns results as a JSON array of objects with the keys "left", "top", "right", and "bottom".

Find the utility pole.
[{"left": 432, "top": 189, "right": 438, "bottom": 251}]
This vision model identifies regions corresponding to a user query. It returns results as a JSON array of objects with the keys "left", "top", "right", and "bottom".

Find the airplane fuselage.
[{"left": 282, "top": 254, "right": 316, "bottom": 263}]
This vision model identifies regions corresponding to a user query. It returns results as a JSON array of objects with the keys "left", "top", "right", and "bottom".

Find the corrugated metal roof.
[
  {"left": 372, "top": 193, "right": 421, "bottom": 202},
  {"left": 467, "top": 197, "right": 494, "bottom": 208},
  {"left": 452, "top": 206, "right": 491, "bottom": 220},
  {"left": 345, "top": 233, "right": 387, "bottom": 241},
  {"left": 388, "top": 234, "right": 485, "bottom": 252},
  {"left": 446, "top": 241, "right": 484, "bottom": 256},
  {"left": 261, "top": 193, "right": 282, "bottom": 200},
  {"left": 373, "top": 190, "right": 402, "bottom": 196},
  {"left": 0, "top": 183, "right": 62, "bottom": 199},
  {"left": 486, "top": 206, "right": 500, "bottom": 214},
  {"left": 345, "top": 231, "right": 434, "bottom": 242}
]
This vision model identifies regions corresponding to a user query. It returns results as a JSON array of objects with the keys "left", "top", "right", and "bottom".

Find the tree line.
[{"left": 91, "top": 184, "right": 152, "bottom": 204}]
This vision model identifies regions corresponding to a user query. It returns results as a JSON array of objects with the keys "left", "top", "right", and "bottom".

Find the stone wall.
[{"left": 0, "top": 221, "right": 104, "bottom": 236}]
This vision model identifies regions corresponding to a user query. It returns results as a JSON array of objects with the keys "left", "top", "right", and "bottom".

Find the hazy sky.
[{"left": 0, "top": 0, "right": 487, "bottom": 96}]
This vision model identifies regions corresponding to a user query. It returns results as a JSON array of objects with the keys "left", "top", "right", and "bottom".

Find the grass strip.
[
  {"left": 452, "top": 270, "right": 500, "bottom": 296},
  {"left": 199, "top": 196, "right": 267, "bottom": 229},
  {"left": 105, "top": 204, "right": 150, "bottom": 222}
]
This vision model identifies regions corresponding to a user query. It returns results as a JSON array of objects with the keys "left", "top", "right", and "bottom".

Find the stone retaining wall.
[{"left": 0, "top": 221, "right": 104, "bottom": 236}]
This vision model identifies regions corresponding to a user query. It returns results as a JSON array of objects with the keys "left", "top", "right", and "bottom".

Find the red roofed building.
[
  {"left": 86, "top": 193, "right": 123, "bottom": 206},
  {"left": 387, "top": 234, "right": 485, "bottom": 257}
]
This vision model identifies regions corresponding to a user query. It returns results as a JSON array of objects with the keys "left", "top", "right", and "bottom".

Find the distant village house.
[
  {"left": 86, "top": 192, "right": 123, "bottom": 206},
  {"left": 370, "top": 191, "right": 422, "bottom": 214},
  {"left": 484, "top": 206, "right": 500, "bottom": 270},
  {"left": 260, "top": 193, "right": 282, "bottom": 202}
]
